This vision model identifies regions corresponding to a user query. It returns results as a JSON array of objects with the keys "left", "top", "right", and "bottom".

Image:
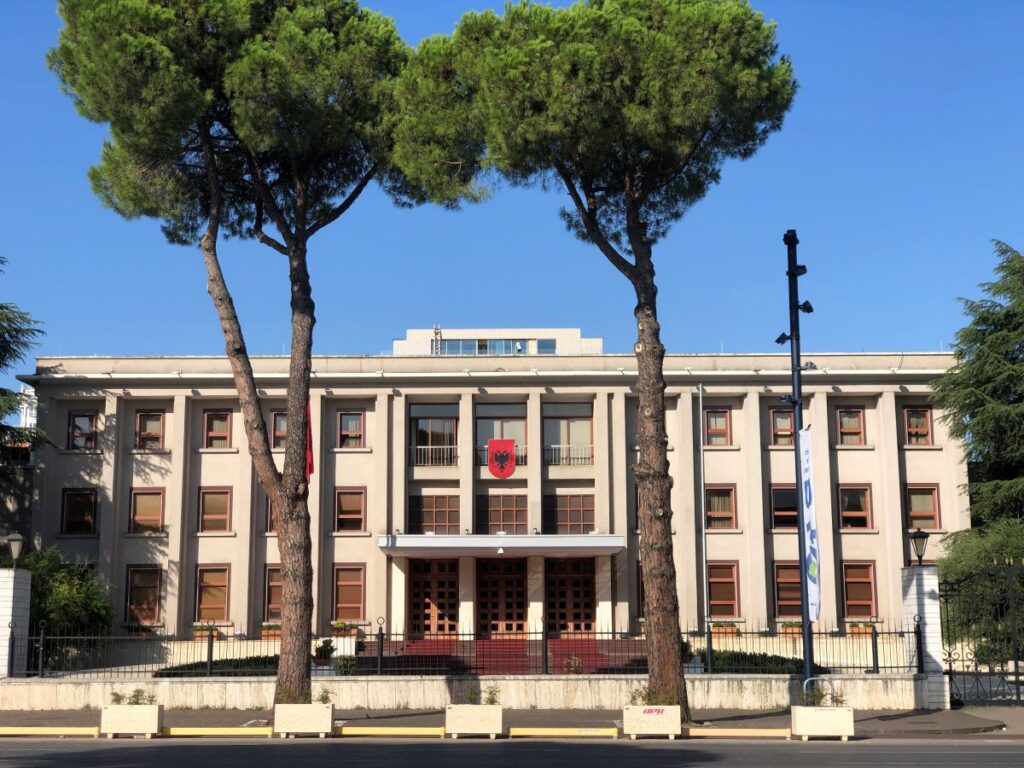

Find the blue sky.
[{"left": 2, "top": 1, "right": 1022, "bottom": 372}]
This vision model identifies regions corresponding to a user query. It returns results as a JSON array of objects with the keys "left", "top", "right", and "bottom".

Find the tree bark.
[{"left": 630, "top": 253, "right": 691, "bottom": 721}]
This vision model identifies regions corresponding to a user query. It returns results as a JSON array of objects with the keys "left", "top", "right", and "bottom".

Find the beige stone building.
[{"left": 18, "top": 328, "right": 968, "bottom": 638}]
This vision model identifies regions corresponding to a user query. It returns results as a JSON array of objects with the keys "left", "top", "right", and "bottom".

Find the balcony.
[
  {"left": 408, "top": 445, "right": 459, "bottom": 467},
  {"left": 474, "top": 445, "right": 528, "bottom": 466},
  {"left": 543, "top": 444, "right": 594, "bottom": 466}
]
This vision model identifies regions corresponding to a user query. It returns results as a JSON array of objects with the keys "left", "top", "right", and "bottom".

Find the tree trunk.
[{"left": 631, "top": 258, "right": 691, "bottom": 721}]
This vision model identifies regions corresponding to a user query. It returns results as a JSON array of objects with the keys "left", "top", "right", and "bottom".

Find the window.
[
  {"left": 338, "top": 411, "right": 365, "bottom": 449},
  {"left": 129, "top": 489, "right": 164, "bottom": 533},
  {"left": 636, "top": 561, "right": 646, "bottom": 621},
  {"left": 542, "top": 402, "right": 593, "bottom": 465},
  {"left": 264, "top": 495, "right": 275, "bottom": 534},
  {"left": 838, "top": 485, "right": 872, "bottom": 529},
  {"left": 335, "top": 488, "right": 366, "bottom": 532},
  {"left": 125, "top": 566, "right": 161, "bottom": 625},
  {"left": 203, "top": 410, "right": 231, "bottom": 449},
  {"left": 409, "top": 495, "right": 460, "bottom": 534},
  {"left": 334, "top": 565, "right": 365, "bottom": 622},
  {"left": 836, "top": 408, "right": 865, "bottom": 446},
  {"left": 843, "top": 562, "right": 876, "bottom": 618},
  {"left": 62, "top": 489, "right": 97, "bottom": 535},
  {"left": 774, "top": 563, "right": 802, "bottom": 619},
  {"left": 771, "top": 486, "right": 799, "bottom": 529},
  {"left": 271, "top": 411, "right": 287, "bottom": 449},
  {"left": 703, "top": 408, "right": 732, "bottom": 446},
  {"left": 195, "top": 566, "right": 229, "bottom": 623},
  {"left": 475, "top": 403, "right": 527, "bottom": 465},
  {"left": 264, "top": 566, "right": 282, "bottom": 622},
  {"left": 708, "top": 562, "right": 739, "bottom": 618},
  {"left": 770, "top": 409, "right": 794, "bottom": 446},
  {"left": 537, "top": 339, "right": 557, "bottom": 355},
  {"left": 199, "top": 488, "right": 231, "bottom": 532},
  {"left": 705, "top": 486, "right": 736, "bottom": 529},
  {"left": 476, "top": 495, "right": 528, "bottom": 534},
  {"left": 135, "top": 411, "right": 165, "bottom": 450},
  {"left": 542, "top": 495, "right": 595, "bottom": 534},
  {"left": 904, "top": 407, "right": 932, "bottom": 446},
  {"left": 67, "top": 411, "right": 98, "bottom": 450},
  {"left": 906, "top": 485, "right": 940, "bottom": 529},
  {"left": 409, "top": 404, "right": 458, "bottom": 466},
  {"left": 437, "top": 339, "right": 477, "bottom": 356}
]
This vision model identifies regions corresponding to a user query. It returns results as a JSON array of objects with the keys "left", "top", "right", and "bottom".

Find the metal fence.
[{"left": 9, "top": 621, "right": 921, "bottom": 680}]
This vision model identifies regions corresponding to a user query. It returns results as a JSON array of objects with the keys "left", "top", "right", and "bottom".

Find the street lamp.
[
  {"left": 6, "top": 533, "right": 24, "bottom": 567},
  {"left": 909, "top": 528, "right": 930, "bottom": 566}
]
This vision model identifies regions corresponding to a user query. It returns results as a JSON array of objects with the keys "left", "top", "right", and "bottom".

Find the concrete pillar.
[
  {"left": 97, "top": 392, "right": 122, "bottom": 588},
  {"left": 808, "top": 391, "right": 839, "bottom": 626},
  {"left": 594, "top": 393, "right": 611, "bottom": 533},
  {"left": 901, "top": 565, "right": 949, "bottom": 709},
  {"left": 742, "top": 392, "right": 768, "bottom": 622},
  {"left": 306, "top": 393, "right": 323, "bottom": 632},
  {"left": 526, "top": 392, "right": 543, "bottom": 533},
  {"left": 389, "top": 556, "right": 408, "bottom": 634},
  {"left": 166, "top": 394, "right": 190, "bottom": 635},
  {"left": 527, "top": 556, "right": 545, "bottom": 632},
  {"left": 878, "top": 391, "right": 907, "bottom": 620},
  {"left": 676, "top": 391, "right": 697, "bottom": 627},
  {"left": 458, "top": 556, "right": 476, "bottom": 634},
  {"left": 391, "top": 394, "right": 407, "bottom": 533},
  {"left": 0, "top": 570, "right": 31, "bottom": 678},
  {"left": 458, "top": 393, "right": 475, "bottom": 531},
  {"left": 610, "top": 392, "right": 630, "bottom": 632},
  {"left": 595, "top": 555, "right": 613, "bottom": 633}
]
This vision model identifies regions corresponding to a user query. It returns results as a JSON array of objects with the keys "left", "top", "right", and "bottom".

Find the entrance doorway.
[
  {"left": 477, "top": 558, "right": 527, "bottom": 636},
  {"left": 408, "top": 559, "right": 459, "bottom": 635},
  {"left": 545, "top": 558, "right": 596, "bottom": 634}
]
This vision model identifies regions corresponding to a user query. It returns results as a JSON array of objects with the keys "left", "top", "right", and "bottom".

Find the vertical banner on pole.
[{"left": 799, "top": 426, "right": 821, "bottom": 621}]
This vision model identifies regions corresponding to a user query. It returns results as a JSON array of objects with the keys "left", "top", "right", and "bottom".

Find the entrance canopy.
[{"left": 377, "top": 533, "right": 625, "bottom": 558}]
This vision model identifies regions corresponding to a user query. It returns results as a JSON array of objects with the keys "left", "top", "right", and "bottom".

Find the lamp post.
[
  {"left": 5, "top": 533, "right": 24, "bottom": 568},
  {"left": 909, "top": 528, "right": 930, "bottom": 567}
]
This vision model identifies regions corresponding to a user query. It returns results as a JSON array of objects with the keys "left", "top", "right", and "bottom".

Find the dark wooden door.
[
  {"left": 408, "top": 559, "right": 459, "bottom": 635},
  {"left": 545, "top": 558, "right": 596, "bottom": 634},
  {"left": 477, "top": 558, "right": 528, "bottom": 636}
]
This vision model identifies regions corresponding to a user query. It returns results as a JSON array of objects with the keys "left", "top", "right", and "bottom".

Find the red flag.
[
  {"left": 487, "top": 439, "right": 516, "bottom": 479},
  {"left": 304, "top": 398, "right": 314, "bottom": 482}
]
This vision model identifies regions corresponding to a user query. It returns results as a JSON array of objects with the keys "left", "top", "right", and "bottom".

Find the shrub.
[
  {"left": 332, "top": 656, "right": 357, "bottom": 676},
  {"left": 154, "top": 655, "right": 279, "bottom": 678}
]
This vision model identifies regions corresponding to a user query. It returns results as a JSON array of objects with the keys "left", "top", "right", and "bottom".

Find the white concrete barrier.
[
  {"left": 273, "top": 703, "right": 333, "bottom": 738},
  {"left": 100, "top": 705, "right": 163, "bottom": 738},
  {"left": 0, "top": 673, "right": 930, "bottom": 711}
]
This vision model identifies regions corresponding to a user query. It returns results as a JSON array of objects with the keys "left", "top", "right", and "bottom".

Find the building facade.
[{"left": 19, "top": 328, "right": 968, "bottom": 637}]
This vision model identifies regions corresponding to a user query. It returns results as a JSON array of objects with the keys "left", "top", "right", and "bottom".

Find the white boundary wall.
[
  {"left": 901, "top": 565, "right": 950, "bottom": 709},
  {"left": 0, "top": 674, "right": 928, "bottom": 711},
  {"left": 0, "top": 570, "right": 30, "bottom": 679}
]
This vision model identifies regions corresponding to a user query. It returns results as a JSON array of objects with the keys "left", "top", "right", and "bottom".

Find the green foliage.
[
  {"left": 314, "top": 638, "right": 334, "bottom": 661},
  {"left": 110, "top": 688, "right": 156, "bottom": 705},
  {"left": 709, "top": 650, "right": 829, "bottom": 675},
  {"left": 332, "top": 655, "right": 357, "bottom": 675},
  {"left": 0, "top": 546, "right": 113, "bottom": 632},
  {"left": 939, "top": 519, "right": 1024, "bottom": 582},
  {"left": 0, "top": 256, "right": 43, "bottom": 465},
  {"left": 483, "top": 684, "right": 500, "bottom": 705},
  {"left": 933, "top": 242, "right": 1024, "bottom": 523},
  {"left": 316, "top": 687, "right": 332, "bottom": 704},
  {"left": 154, "top": 655, "right": 279, "bottom": 677}
]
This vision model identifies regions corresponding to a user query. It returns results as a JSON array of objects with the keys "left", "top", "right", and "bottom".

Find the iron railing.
[
  {"left": 474, "top": 445, "right": 528, "bottom": 467},
  {"left": 408, "top": 445, "right": 459, "bottom": 466},
  {"left": 542, "top": 444, "right": 594, "bottom": 466},
  {"left": 8, "top": 621, "right": 921, "bottom": 679}
]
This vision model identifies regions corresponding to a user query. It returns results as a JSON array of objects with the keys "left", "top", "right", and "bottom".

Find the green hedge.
[{"left": 154, "top": 655, "right": 279, "bottom": 678}]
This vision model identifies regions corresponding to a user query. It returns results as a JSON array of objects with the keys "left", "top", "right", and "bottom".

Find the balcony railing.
[
  {"left": 474, "top": 445, "right": 529, "bottom": 467},
  {"left": 543, "top": 444, "right": 594, "bottom": 466},
  {"left": 408, "top": 445, "right": 459, "bottom": 467}
]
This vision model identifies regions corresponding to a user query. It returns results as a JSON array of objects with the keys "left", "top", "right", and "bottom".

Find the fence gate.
[{"left": 940, "top": 565, "right": 1024, "bottom": 706}]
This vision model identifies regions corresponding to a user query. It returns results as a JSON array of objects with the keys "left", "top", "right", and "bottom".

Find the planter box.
[
  {"left": 274, "top": 703, "right": 333, "bottom": 738},
  {"left": 260, "top": 628, "right": 281, "bottom": 640},
  {"left": 711, "top": 626, "right": 739, "bottom": 636},
  {"left": 790, "top": 706, "right": 855, "bottom": 741},
  {"left": 332, "top": 636, "right": 357, "bottom": 657},
  {"left": 193, "top": 626, "right": 225, "bottom": 641},
  {"left": 100, "top": 705, "right": 164, "bottom": 739},
  {"left": 623, "top": 705, "right": 682, "bottom": 739},
  {"left": 445, "top": 705, "right": 503, "bottom": 739},
  {"left": 780, "top": 626, "right": 803, "bottom": 636}
]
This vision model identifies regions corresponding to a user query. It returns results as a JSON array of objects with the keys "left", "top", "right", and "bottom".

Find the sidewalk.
[{"left": 0, "top": 707, "right": 1009, "bottom": 737}]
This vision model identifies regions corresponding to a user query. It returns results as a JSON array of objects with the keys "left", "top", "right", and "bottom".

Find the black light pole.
[{"left": 776, "top": 229, "right": 815, "bottom": 683}]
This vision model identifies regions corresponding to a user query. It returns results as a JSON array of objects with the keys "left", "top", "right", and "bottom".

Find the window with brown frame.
[
  {"left": 409, "top": 404, "right": 458, "bottom": 465},
  {"left": 62, "top": 489, "right": 97, "bottom": 535},
  {"left": 838, "top": 485, "right": 872, "bottom": 529},
  {"left": 475, "top": 403, "right": 528, "bottom": 465},
  {"left": 198, "top": 488, "right": 231, "bottom": 532},
  {"left": 135, "top": 411, "right": 165, "bottom": 450},
  {"left": 703, "top": 408, "right": 732, "bottom": 446},
  {"left": 334, "top": 565, "right": 365, "bottom": 621},
  {"left": 408, "top": 495, "right": 460, "bottom": 534},
  {"left": 843, "top": 562, "right": 876, "bottom": 618},
  {"left": 542, "top": 402, "right": 593, "bottom": 465},
  {"left": 770, "top": 409, "right": 794, "bottom": 446},
  {"left": 774, "top": 563, "right": 802, "bottom": 618},
  {"left": 705, "top": 486, "right": 736, "bottom": 529},
  {"left": 67, "top": 411, "right": 98, "bottom": 450},
  {"left": 475, "top": 495, "right": 528, "bottom": 534},
  {"left": 264, "top": 495, "right": 275, "bottom": 534},
  {"left": 125, "top": 566, "right": 161, "bottom": 625},
  {"left": 130, "top": 489, "right": 164, "bottom": 533},
  {"left": 203, "top": 410, "right": 231, "bottom": 449},
  {"left": 904, "top": 407, "right": 933, "bottom": 446},
  {"left": 271, "top": 411, "right": 287, "bottom": 449},
  {"left": 771, "top": 486, "right": 799, "bottom": 529},
  {"left": 906, "top": 485, "right": 940, "bottom": 529},
  {"left": 542, "top": 494, "right": 595, "bottom": 534},
  {"left": 264, "top": 566, "right": 282, "bottom": 622},
  {"left": 708, "top": 562, "right": 739, "bottom": 618},
  {"left": 338, "top": 411, "right": 365, "bottom": 448},
  {"left": 637, "top": 561, "right": 646, "bottom": 620},
  {"left": 335, "top": 488, "right": 366, "bottom": 532},
  {"left": 195, "top": 566, "right": 229, "bottom": 623},
  {"left": 836, "top": 408, "right": 865, "bottom": 446}
]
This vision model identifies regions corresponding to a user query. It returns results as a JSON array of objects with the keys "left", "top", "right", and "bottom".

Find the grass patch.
[
  {"left": 154, "top": 655, "right": 279, "bottom": 678},
  {"left": 709, "top": 650, "right": 829, "bottom": 675}
]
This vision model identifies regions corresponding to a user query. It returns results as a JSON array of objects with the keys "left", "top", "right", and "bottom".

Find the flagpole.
[{"left": 782, "top": 229, "right": 815, "bottom": 683}]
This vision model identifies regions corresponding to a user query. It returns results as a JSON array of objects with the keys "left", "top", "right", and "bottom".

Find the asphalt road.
[{"left": 0, "top": 739, "right": 1022, "bottom": 768}]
